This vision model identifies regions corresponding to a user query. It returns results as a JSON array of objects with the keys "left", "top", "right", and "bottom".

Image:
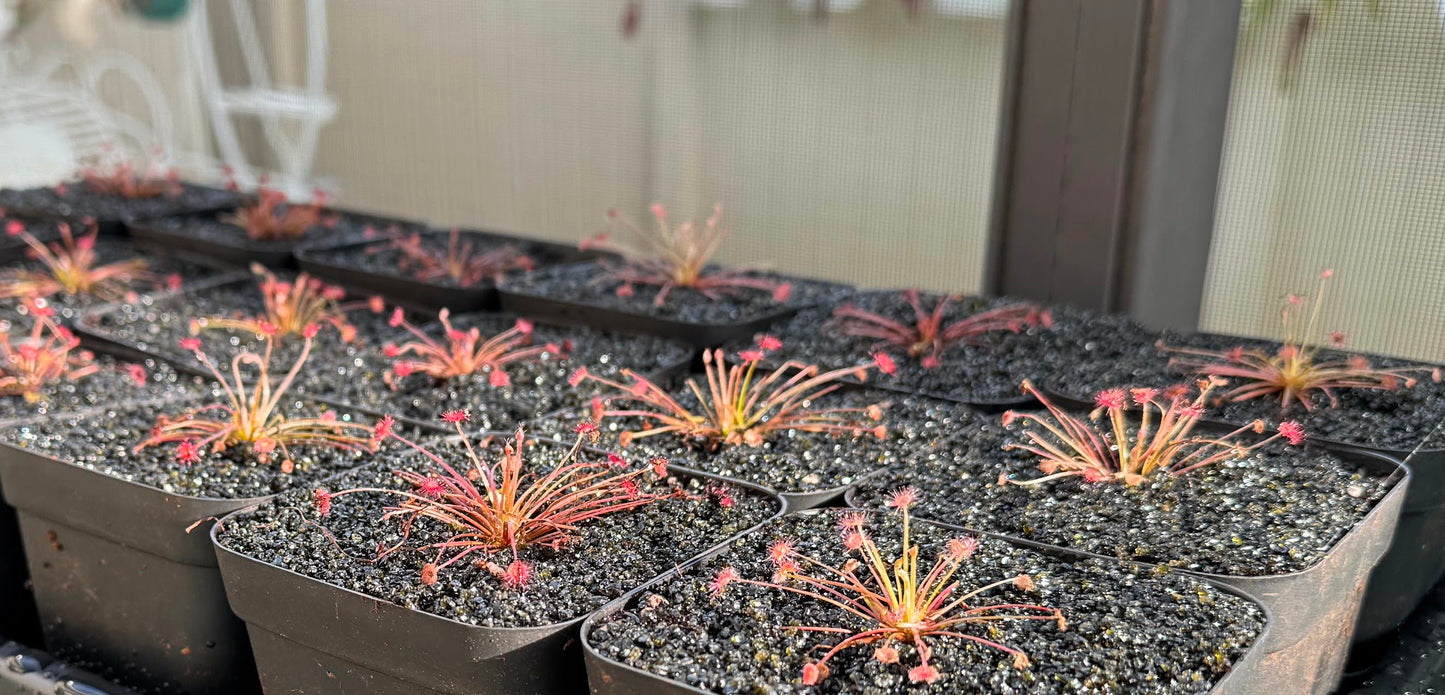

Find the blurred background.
[{"left": 2, "top": 0, "right": 1442, "bottom": 362}]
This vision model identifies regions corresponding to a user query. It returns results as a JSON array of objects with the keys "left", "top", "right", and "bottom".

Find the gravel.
[
  {"left": 0, "top": 182, "right": 240, "bottom": 225},
  {"left": 587, "top": 510, "right": 1265, "bottom": 694},
  {"left": 848, "top": 414, "right": 1396, "bottom": 576},
  {"left": 215, "top": 437, "right": 781, "bottom": 627},
  {"left": 301, "top": 229, "right": 581, "bottom": 289}
]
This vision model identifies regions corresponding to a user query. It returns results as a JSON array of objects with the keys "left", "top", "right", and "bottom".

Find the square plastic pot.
[
  {"left": 0, "top": 184, "right": 241, "bottom": 238},
  {"left": 127, "top": 209, "right": 424, "bottom": 269},
  {"left": 498, "top": 262, "right": 799, "bottom": 349},
  {"left": 294, "top": 229, "right": 594, "bottom": 313},
  {"left": 0, "top": 480, "right": 41, "bottom": 647},
  {"left": 209, "top": 454, "right": 784, "bottom": 695},
  {"left": 578, "top": 511, "right": 1276, "bottom": 695},
  {"left": 844, "top": 445, "right": 1408, "bottom": 695}
]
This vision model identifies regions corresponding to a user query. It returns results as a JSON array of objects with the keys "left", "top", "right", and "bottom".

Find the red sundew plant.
[
  {"left": 711, "top": 496, "right": 1064, "bottom": 685},
  {"left": 224, "top": 177, "right": 332, "bottom": 241},
  {"left": 832, "top": 291, "right": 1051, "bottom": 371},
  {"left": 318, "top": 419, "right": 679, "bottom": 588},
  {"left": 573, "top": 336, "right": 886, "bottom": 448},
  {"left": 1001, "top": 379, "right": 1306, "bottom": 487},
  {"left": 579, "top": 203, "right": 791, "bottom": 305},
  {"left": 1162, "top": 270, "right": 1441, "bottom": 411},
  {"left": 0, "top": 221, "right": 173, "bottom": 301},
  {"left": 382, "top": 308, "right": 558, "bottom": 388},
  {"left": 192, "top": 265, "right": 381, "bottom": 343},
  {"left": 0, "top": 305, "right": 99, "bottom": 403},
  {"left": 77, "top": 149, "right": 180, "bottom": 199},
  {"left": 134, "top": 326, "right": 374, "bottom": 472},
  {"left": 384, "top": 229, "right": 535, "bottom": 287}
]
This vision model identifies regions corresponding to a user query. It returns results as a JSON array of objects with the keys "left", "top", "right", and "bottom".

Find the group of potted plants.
[{"left": 0, "top": 164, "right": 1438, "bottom": 695}]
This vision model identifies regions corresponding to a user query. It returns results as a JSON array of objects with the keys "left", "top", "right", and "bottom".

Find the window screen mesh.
[
  {"left": 299, "top": 0, "right": 1008, "bottom": 292},
  {"left": 1203, "top": 0, "right": 1445, "bottom": 363}
]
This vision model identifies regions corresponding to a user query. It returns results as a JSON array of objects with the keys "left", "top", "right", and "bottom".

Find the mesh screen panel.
[
  {"left": 1204, "top": 0, "right": 1445, "bottom": 363},
  {"left": 298, "top": 0, "right": 1008, "bottom": 292}
]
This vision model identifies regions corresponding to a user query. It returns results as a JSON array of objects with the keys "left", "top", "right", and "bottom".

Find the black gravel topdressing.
[
  {"left": 848, "top": 415, "right": 1395, "bottom": 576},
  {"left": 303, "top": 229, "right": 579, "bottom": 288},
  {"left": 754, "top": 291, "right": 1156, "bottom": 405},
  {"left": 530, "top": 388, "right": 975, "bottom": 497},
  {"left": 78, "top": 271, "right": 395, "bottom": 376},
  {"left": 0, "top": 389, "right": 382, "bottom": 499},
  {"left": 501, "top": 260, "right": 848, "bottom": 325},
  {"left": 317, "top": 313, "right": 694, "bottom": 429},
  {"left": 0, "top": 182, "right": 239, "bottom": 223},
  {"left": 133, "top": 208, "right": 421, "bottom": 256},
  {"left": 0, "top": 355, "right": 206, "bottom": 422},
  {"left": 586, "top": 510, "right": 1264, "bottom": 694},
  {"left": 1046, "top": 330, "right": 1445, "bottom": 453},
  {"left": 0, "top": 238, "right": 222, "bottom": 323},
  {"left": 215, "top": 438, "right": 781, "bottom": 627}
]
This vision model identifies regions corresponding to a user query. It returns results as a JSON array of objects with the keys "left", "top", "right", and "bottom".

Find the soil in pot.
[
  {"left": 848, "top": 414, "right": 1392, "bottom": 576},
  {"left": 316, "top": 313, "right": 694, "bottom": 430},
  {"left": 132, "top": 207, "right": 420, "bottom": 263},
  {"left": 585, "top": 509, "right": 1265, "bottom": 694},
  {"left": 0, "top": 182, "right": 240, "bottom": 229},
  {"left": 302, "top": 228, "right": 579, "bottom": 290},
  {"left": 0, "top": 355, "right": 206, "bottom": 423},
  {"left": 528, "top": 388, "right": 975, "bottom": 505},
  {"left": 501, "top": 260, "right": 848, "bottom": 326},
  {"left": 752, "top": 290, "right": 1157, "bottom": 405},
  {"left": 1048, "top": 330, "right": 1445, "bottom": 454},
  {"left": 0, "top": 237, "right": 223, "bottom": 324},
  {"left": 214, "top": 437, "right": 780, "bottom": 628}
]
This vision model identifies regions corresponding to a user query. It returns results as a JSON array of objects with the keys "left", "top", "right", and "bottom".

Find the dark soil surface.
[
  {"left": 501, "top": 260, "right": 849, "bottom": 325},
  {"left": 0, "top": 355, "right": 206, "bottom": 422},
  {"left": 0, "top": 182, "right": 239, "bottom": 223},
  {"left": 216, "top": 437, "right": 781, "bottom": 627},
  {"left": 587, "top": 510, "right": 1264, "bottom": 694},
  {"left": 132, "top": 208, "right": 420, "bottom": 259},
  {"left": 0, "top": 238, "right": 222, "bottom": 323},
  {"left": 302, "top": 229, "right": 581, "bottom": 289},
  {"left": 0, "top": 215, "right": 59, "bottom": 261},
  {"left": 77, "top": 270, "right": 397, "bottom": 379},
  {"left": 849, "top": 416, "right": 1395, "bottom": 576},
  {"left": 753, "top": 291, "right": 1157, "bottom": 406},
  {"left": 1046, "top": 330, "right": 1445, "bottom": 453},
  {"left": 529, "top": 388, "right": 975, "bottom": 498},
  {"left": 0, "top": 389, "right": 385, "bottom": 499},
  {"left": 319, "top": 314, "right": 693, "bottom": 429},
  {"left": 83, "top": 278, "right": 694, "bottom": 430}
]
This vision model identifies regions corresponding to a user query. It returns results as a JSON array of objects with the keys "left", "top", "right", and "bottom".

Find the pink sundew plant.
[
  {"left": 579, "top": 203, "right": 791, "bottom": 305},
  {"left": 710, "top": 496, "right": 1064, "bottom": 685},
  {"left": 0, "top": 221, "right": 174, "bottom": 301},
  {"left": 381, "top": 308, "right": 559, "bottom": 388},
  {"left": 77, "top": 149, "right": 181, "bottom": 199},
  {"left": 134, "top": 326, "right": 374, "bottom": 472},
  {"left": 318, "top": 420, "right": 679, "bottom": 588},
  {"left": 192, "top": 265, "right": 381, "bottom": 343},
  {"left": 573, "top": 336, "right": 887, "bottom": 448},
  {"left": 224, "top": 176, "right": 333, "bottom": 242},
  {"left": 0, "top": 304, "right": 99, "bottom": 403},
  {"left": 1162, "top": 270, "right": 1441, "bottom": 411},
  {"left": 1001, "top": 379, "right": 1306, "bottom": 487},
  {"left": 384, "top": 229, "right": 535, "bottom": 287},
  {"left": 833, "top": 290, "right": 1051, "bottom": 371}
]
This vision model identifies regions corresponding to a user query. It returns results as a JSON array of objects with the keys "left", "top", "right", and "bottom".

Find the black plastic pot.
[
  {"left": 210, "top": 454, "right": 784, "bottom": 695},
  {"left": 1039, "top": 378, "right": 1445, "bottom": 653},
  {"left": 295, "top": 228, "right": 593, "bottom": 313},
  {"left": 579, "top": 510, "right": 1276, "bottom": 695},
  {"left": 0, "top": 481, "right": 41, "bottom": 647},
  {"left": 499, "top": 262, "right": 798, "bottom": 349},
  {"left": 0, "top": 398, "right": 293, "bottom": 695},
  {"left": 844, "top": 446, "right": 1408, "bottom": 695},
  {"left": 71, "top": 271, "right": 253, "bottom": 369},
  {"left": 0, "top": 184, "right": 240, "bottom": 238},
  {"left": 127, "top": 209, "right": 424, "bottom": 269}
]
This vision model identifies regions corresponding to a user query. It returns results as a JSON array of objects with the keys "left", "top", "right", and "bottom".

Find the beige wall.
[
  {"left": 303, "top": 0, "right": 1006, "bottom": 292},
  {"left": 1205, "top": 0, "right": 1445, "bottom": 363}
]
